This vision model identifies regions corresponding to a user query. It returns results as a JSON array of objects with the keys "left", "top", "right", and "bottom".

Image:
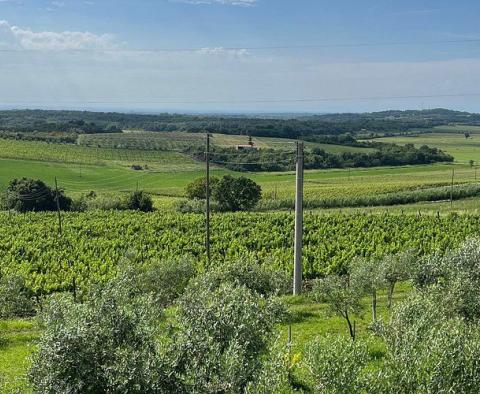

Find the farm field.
[
  {"left": 80, "top": 131, "right": 375, "bottom": 153},
  {"left": 373, "top": 125, "right": 480, "bottom": 163}
]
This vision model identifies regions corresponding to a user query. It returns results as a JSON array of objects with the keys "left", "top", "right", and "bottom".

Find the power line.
[
  {"left": 2, "top": 93, "right": 480, "bottom": 106},
  {"left": 0, "top": 38, "right": 479, "bottom": 53}
]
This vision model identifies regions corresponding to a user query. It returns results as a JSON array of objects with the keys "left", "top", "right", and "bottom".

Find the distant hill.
[{"left": 0, "top": 108, "right": 479, "bottom": 139}]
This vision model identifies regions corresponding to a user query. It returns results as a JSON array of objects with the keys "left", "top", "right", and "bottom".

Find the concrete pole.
[
  {"left": 205, "top": 133, "right": 211, "bottom": 263},
  {"left": 293, "top": 142, "right": 304, "bottom": 295}
]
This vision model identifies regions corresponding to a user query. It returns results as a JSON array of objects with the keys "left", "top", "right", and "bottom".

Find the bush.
[
  {"left": 29, "top": 273, "right": 173, "bottom": 393},
  {"left": 0, "top": 274, "right": 35, "bottom": 318},
  {"left": 304, "top": 335, "right": 370, "bottom": 393},
  {"left": 3, "top": 178, "right": 71, "bottom": 212},
  {"left": 172, "top": 282, "right": 286, "bottom": 392},
  {"left": 85, "top": 195, "right": 125, "bottom": 211},
  {"left": 123, "top": 191, "right": 154, "bottom": 212}
]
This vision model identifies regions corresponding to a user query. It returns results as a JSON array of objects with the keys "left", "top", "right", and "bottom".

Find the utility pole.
[
  {"left": 450, "top": 167, "right": 455, "bottom": 207},
  {"left": 293, "top": 142, "right": 304, "bottom": 295},
  {"left": 54, "top": 177, "right": 62, "bottom": 235},
  {"left": 205, "top": 133, "right": 211, "bottom": 263}
]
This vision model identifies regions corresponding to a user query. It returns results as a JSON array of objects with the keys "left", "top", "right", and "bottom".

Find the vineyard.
[{"left": 1, "top": 210, "right": 479, "bottom": 296}]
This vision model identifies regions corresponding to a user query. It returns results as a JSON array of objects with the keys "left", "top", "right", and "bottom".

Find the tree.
[
  {"left": 212, "top": 175, "right": 262, "bottom": 211},
  {"left": 350, "top": 258, "right": 386, "bottom": 322},
  {"left": 123, "top": 190, "right": 154, "bottom": 212},
  {"left": 185, "top": 176, "right": 219, "bottom": 200},
  {"left": 3, "top": 178, "right": 71, "bottom": 212},
  {"left": 29, "top": 274, "right": 173, "bottom": 393},
  {"left": 173, "top": 282, "right": 285, "bottom": 392},
  {"left": 470, "top": 159, "right": 475, "bottom": 168},
  {"left": 312, "top": 275, "right": 363, "bottom": 340},
  {"left": 381, "top": 250, "right": 414, "bottom": 308}
]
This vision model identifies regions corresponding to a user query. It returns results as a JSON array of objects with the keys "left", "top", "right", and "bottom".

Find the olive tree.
[
  {"left": 172, "top": 281, "right": 286, "bottom": 392},
  {"left": 312, "top": 275, "right": 363, "bottom": 340},
  {"left": 350, "top": 258, "right": 386, "bottom": 322},
  {"left": 381, "top": 250, "right": 415, "bottom": 308}
]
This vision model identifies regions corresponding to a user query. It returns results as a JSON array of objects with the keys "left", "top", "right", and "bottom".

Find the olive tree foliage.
[
  {"left": 199, "top": 257, "right": 290, "bottom": 297},
  {"left": 304, "top": 335, "right": 370, "bottom": 394},
  {"left": 29, "top": 259, "right": 290, "bottom": 393},
  {"left": 0, "top": 274, "right": 35, "bottom": 318},
  {"left": 350, "top": 257, "right": 386, "bottom": 322},
  {"left": 312, "top": 275, "right": 363, "bottom": 340},
  {"left": 172, "top": 282, "right": 286, "bottom": 393},
  {"left": 305, "top": 239, "right": 480, "bottom": 393},
  {"left": 373, "top": 289, "right": 480, "bottom": 393},
  {"left": 381, "top": 249, "right": 415, "bottom": 308},
  {"left": 133, "top": 258, "right": 197, "bottom": 307},
  {"left": 29, "top": 273, "right": 174, "bottom": 394}
]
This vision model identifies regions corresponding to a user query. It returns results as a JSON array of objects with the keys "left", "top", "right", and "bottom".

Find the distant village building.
[{"left": 236, "top": 144, "right": 258, "bottom": 151}]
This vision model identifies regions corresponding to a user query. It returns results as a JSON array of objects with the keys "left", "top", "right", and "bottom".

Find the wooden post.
[
  {"left": 54, "top": 177, "right": 62, "bottom": 235},
  {"left": 450, "top": 168, "right": 455, "bottom": 207}
]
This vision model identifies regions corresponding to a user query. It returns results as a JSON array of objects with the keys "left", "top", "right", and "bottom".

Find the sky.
[{"left": 0, "top": 0, "right": 479, "bottom": 113}]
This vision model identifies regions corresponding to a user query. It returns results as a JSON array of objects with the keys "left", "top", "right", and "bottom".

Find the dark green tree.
[
  {"left": 212, "top": 176, "right": 262, "bottom": 211},
  {"left": 3, "top": 178, "right": 71, "bottom": 212},
  {"left": 185, "top": 176, "right": 220, "bottom": 200},
  {"left": 123, "top": 191, "right": 154, "bottom": 212}
]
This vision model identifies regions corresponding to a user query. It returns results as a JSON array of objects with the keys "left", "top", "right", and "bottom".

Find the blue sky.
[{"left": 0, "top": 0, "right": 479, "bottom": 113}]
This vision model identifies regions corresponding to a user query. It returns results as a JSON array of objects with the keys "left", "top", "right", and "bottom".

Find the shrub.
[
  {"left": 172, "top": 282, "right": 285, "bottom": 392},
  {"left": 304, "top": 335, "right": 370, "bottom": 393},
  {"left": 3, "top": 178, "right": 71, "bottom": 212},
  {"left": 85, "top": 195, "right": 125, "bottom": 211},
  {"left": 0, "top": 274, "right": 35, "bottom": 318},
  {"left": 29, "top": 273, "right": 173, "bottom": 393},
  {"left": 123, "top": 191, "right": 154, "bottom": 212}
]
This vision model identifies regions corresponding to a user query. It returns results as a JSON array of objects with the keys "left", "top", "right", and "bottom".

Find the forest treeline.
[
  {"left": 1, "top": 108, "right": 479, "bottom": 138},
  {"left": 190, "top": 143, "right": 453, "bottom": 172}
]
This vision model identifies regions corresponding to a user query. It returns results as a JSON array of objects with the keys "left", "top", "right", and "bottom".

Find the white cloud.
[
  {"left": 197, "top": 46, "right": 250, "bottom": 59},
  {"left": 172, "top": 0, "right": 257, "bottom": 6},
  {"left": 0, "top": 20, "right": 117, "bottom": 50}
]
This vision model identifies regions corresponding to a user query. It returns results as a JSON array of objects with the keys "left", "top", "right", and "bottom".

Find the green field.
[
  {"left": 373, "top": 125, "right": 480, "bottom": 163},
  {"left": 82, "top": 131, "right": 375, "bottom": 154}
]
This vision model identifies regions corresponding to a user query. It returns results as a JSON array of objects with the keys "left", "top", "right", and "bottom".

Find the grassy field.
[
  {"left": 0, "top": 155, "right": 477, "bottom": 210},
  {"left": 1, "top": 129, "right": 480, "bottom": 212},
  {"left": 373, "top": 125, "right": 480, "bottom": 163}
]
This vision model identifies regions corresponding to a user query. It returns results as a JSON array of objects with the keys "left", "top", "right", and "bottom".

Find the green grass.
[{"left": 0, "top": 320, "right": 38, "bottom": 393}]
